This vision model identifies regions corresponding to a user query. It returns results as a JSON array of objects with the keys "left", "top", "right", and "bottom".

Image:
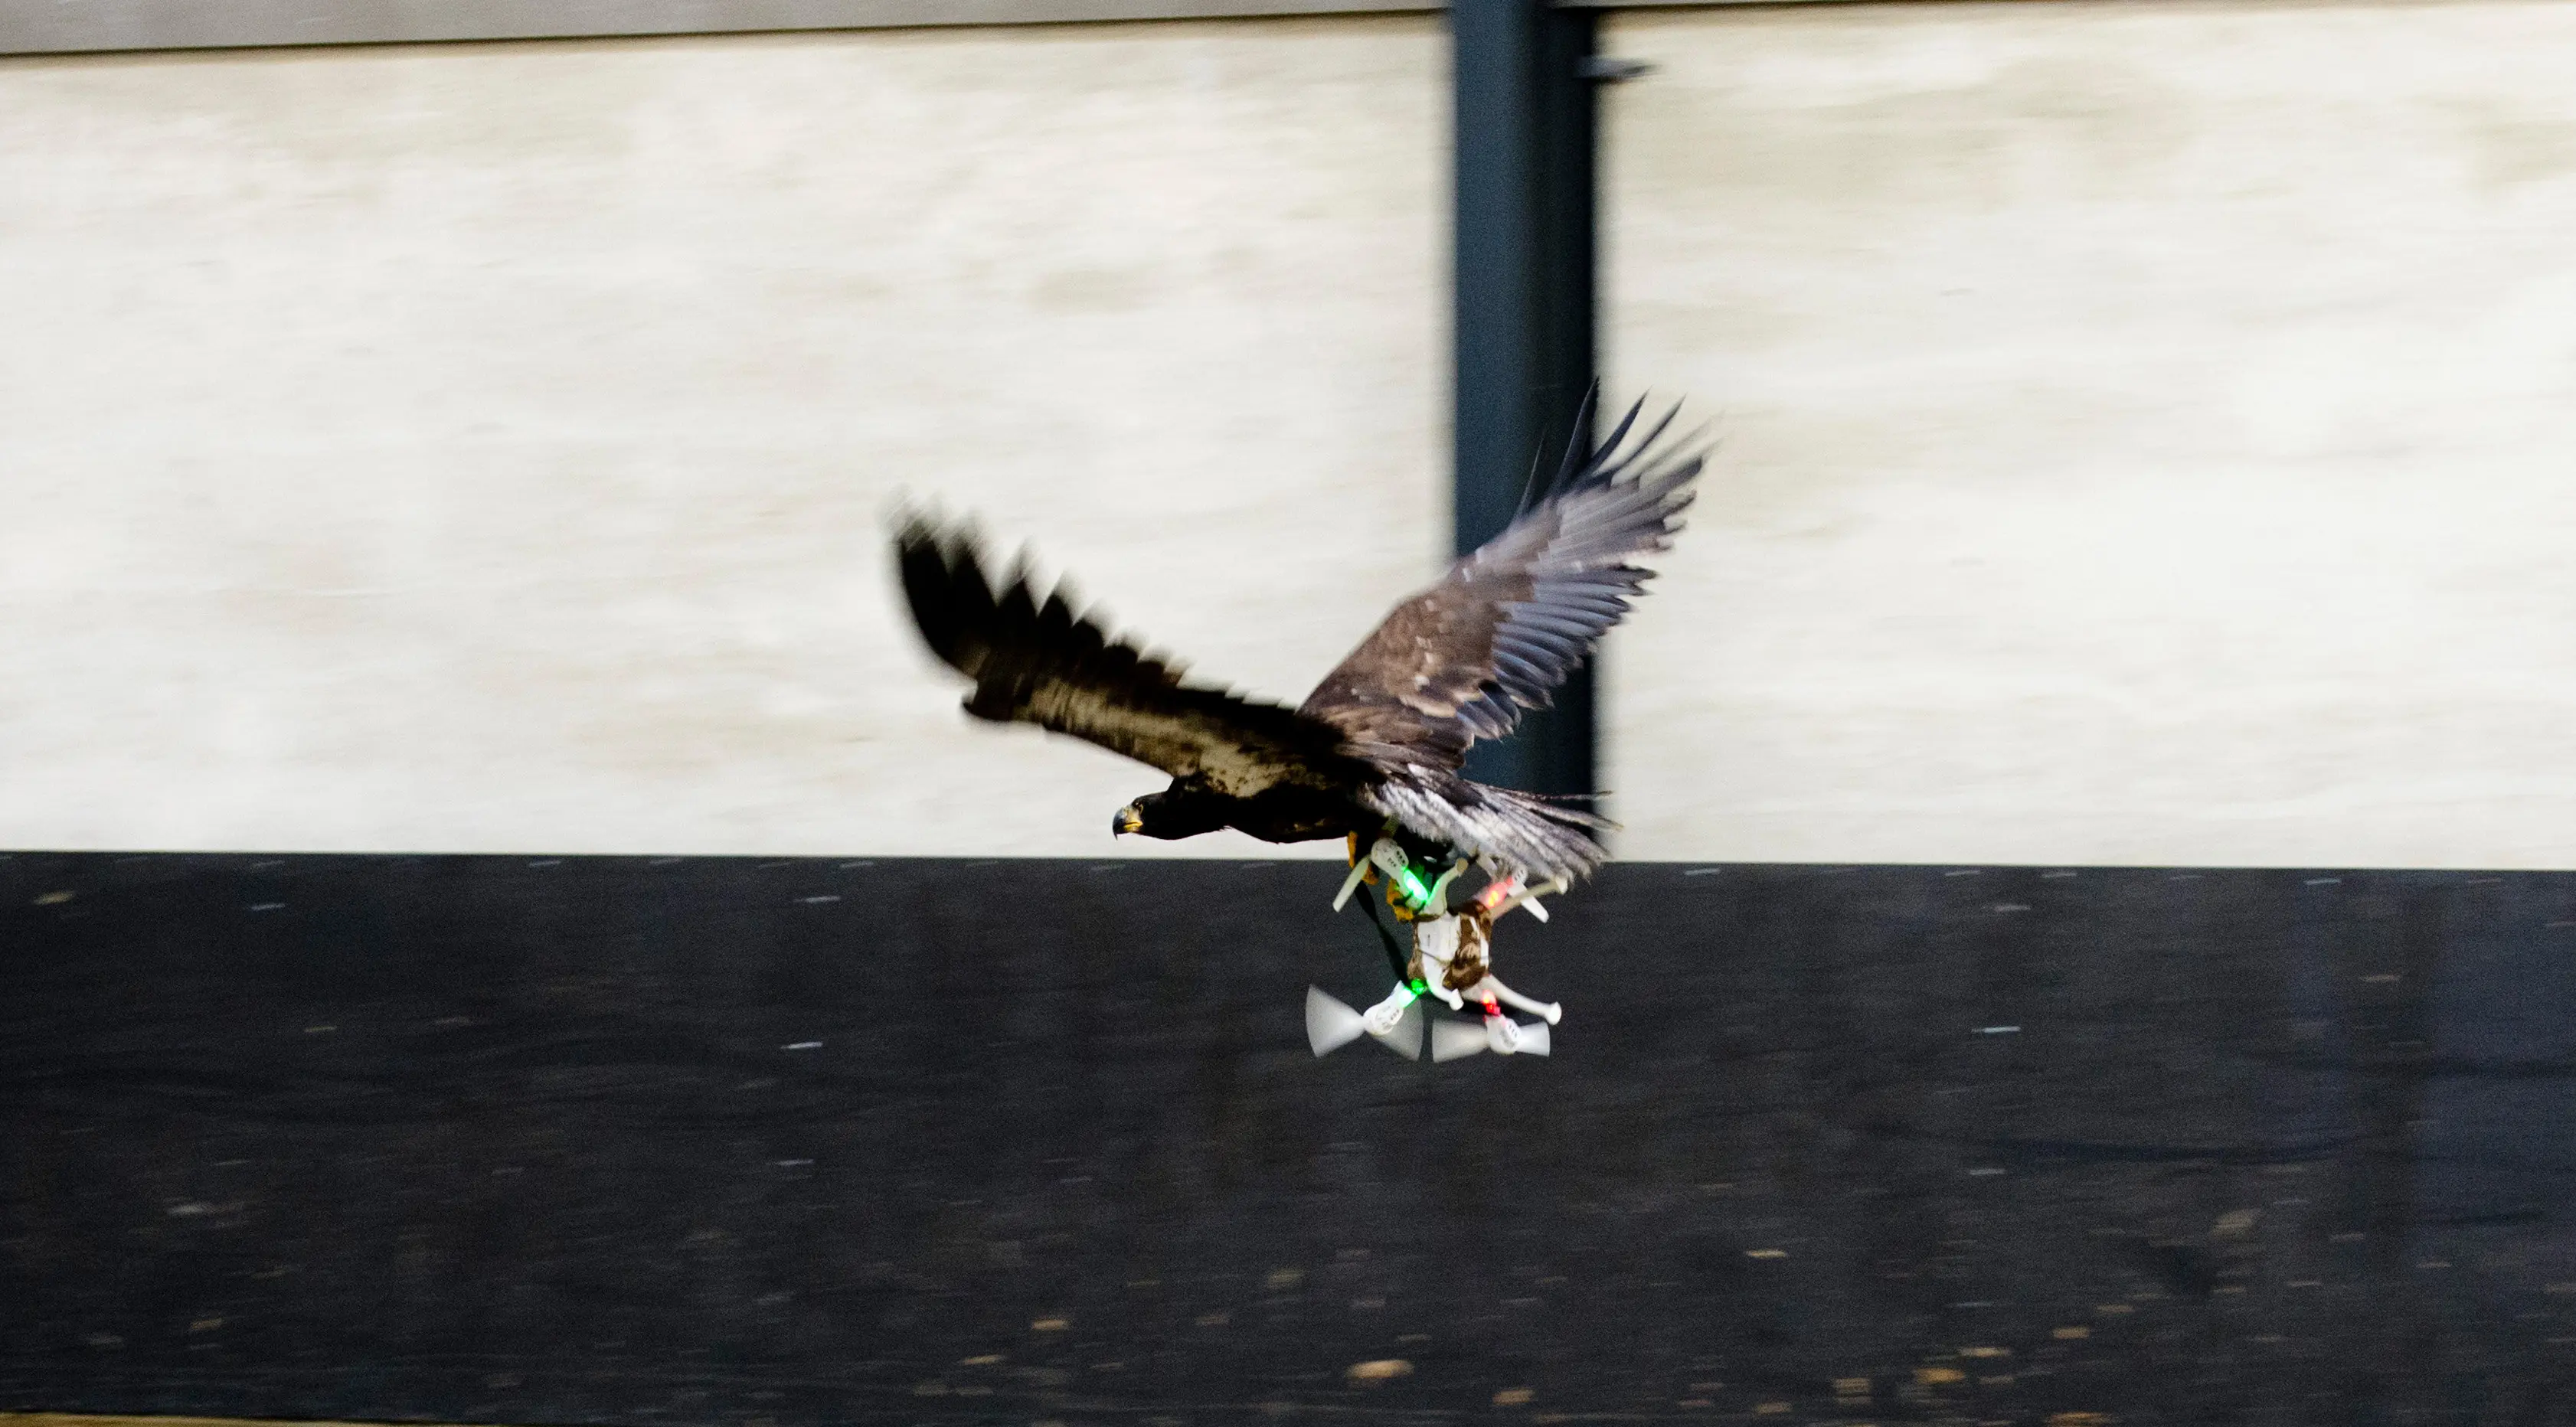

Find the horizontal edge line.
[
  {"left": 0, "top": 0, "right": 2044, "bottom": 57},
  {"left": 0, "top": 1416, "right": 503, "bottom": 1427},
  {"left": 0, "top": 0, "right": 1440, "bottom": 58}
]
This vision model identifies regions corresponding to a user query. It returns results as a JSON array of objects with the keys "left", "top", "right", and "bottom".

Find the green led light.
[{"left": 1395, "top": 866, "right": 1431, "bottom": 907}]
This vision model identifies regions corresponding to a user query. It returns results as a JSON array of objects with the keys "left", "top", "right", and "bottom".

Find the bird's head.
[{"left": 1112, "top": 789, "right": 1226, "bottom": 841}]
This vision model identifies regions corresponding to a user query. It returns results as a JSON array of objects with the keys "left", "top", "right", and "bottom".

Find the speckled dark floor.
[{"left": 6, "top": 854, "right": 2576, "bottom": 1425}]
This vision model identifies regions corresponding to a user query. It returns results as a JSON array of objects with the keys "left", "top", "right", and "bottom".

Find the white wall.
[
  {"left": 0, "top": 18, "right": 1445, "bottom": 857},
  {"left": 21, "top": 0, "right": 2572, "bottom": 870},
  {"left": 1604, "top": 0, "right": 2576, "bottom": 868}
]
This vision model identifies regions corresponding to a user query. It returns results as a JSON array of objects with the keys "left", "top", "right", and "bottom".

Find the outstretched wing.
[
  {"left": 1298, "top": 393, "right": 1705, "bottom": 772},
  {"left": 894, "top": 516, "right": 1362, "bottom": 798}
]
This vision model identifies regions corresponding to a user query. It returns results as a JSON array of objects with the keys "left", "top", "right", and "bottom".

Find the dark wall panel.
[{"left": 6, "top": 854, "right": 2576, "bottom": 1425}]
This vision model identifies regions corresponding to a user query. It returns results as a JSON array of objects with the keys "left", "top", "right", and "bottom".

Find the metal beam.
[{"left": 1452, "top": 0, "right": 1598, "bottom": 801}]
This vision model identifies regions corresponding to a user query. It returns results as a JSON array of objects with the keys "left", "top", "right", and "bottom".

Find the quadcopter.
[{"left": 1304, "top": 831, "right": 1566, "bottom": 1063}]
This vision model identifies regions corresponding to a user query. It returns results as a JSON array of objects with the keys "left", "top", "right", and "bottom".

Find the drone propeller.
[
  {"left": 1307, "top": 985, "right": 1368, "bottom": 1054},
  {"left": 1305, "top": 986, "right": 1424, "bottom": 1060},
  {"left": 1430, "top": 1013, "right": 1553, "bottom": 1061},
  {"left": 1377, "top": 995, "right": 1424, "bottom": 1060},
  {"left": 1430, "top": 1015, "right": 1487, "bottom": 1062}
]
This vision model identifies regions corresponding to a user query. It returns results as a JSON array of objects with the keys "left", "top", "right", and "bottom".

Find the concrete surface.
[
  {"left": 0, "top": 18, "right": 1444, "bottom": 857},
  {"left": 6, "top": 852, "right": 2574, "bottom": 1423},
  {"left": 1604, "top": 0, "right": 2576, "bottom": 868},
  {"left": 15, "top": 0, "right": 2576, "bottom": 870}
]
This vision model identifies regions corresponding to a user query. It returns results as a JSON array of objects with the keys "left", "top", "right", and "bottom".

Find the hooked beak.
[{"left": 1113, "top": 805, "right": 1143, "bottom": 836}]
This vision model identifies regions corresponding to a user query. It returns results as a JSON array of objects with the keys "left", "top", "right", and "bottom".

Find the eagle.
[{"left": 892, "top": 394, "right": 1704, "bottom": 885}]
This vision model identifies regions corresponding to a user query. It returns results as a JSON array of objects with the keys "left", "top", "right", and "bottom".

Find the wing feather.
[
  {"left": 1298, "top": 392, "right": 1705, "bottom": 772},
  {"left": 895, "top": 517, "right": 1361, "bottom": 797},
  {"left": 1362, "top": 772, "right": 1614, "bottom": 886}
]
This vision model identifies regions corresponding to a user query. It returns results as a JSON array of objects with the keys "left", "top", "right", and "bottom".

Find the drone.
[{"left": 1304, "top": 832, "right": 1566, "bottom": 1063}]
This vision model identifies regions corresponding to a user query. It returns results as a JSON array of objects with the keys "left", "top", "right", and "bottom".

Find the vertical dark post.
[{"left": 1453, "top": 0, "right": 1600, "bottom": 797}]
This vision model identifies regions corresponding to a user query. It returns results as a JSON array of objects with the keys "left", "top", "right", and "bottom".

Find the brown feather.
[
  {"left": 894, "top": 516, "right": 1368, "bottom": 798},
  {"left": 1298, "top": 397, "right": 1705, "bottom": 776},
  {"left": 889, "top": 393, "right": 1705, "bottom": 885}
]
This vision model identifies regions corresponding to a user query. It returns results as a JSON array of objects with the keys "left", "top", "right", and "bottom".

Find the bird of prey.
[{"left": 892, "top": 394, "right": 1704, "bottom": 885}]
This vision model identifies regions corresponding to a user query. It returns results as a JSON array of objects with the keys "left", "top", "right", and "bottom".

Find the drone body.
[{"left": 1307, "top": 835, "right": 1564, "bottom": 1063}]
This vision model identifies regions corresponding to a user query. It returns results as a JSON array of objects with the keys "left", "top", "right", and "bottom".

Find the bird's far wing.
[
  {"left": 1298, "top": 392, "right": 1705, "bottom": 772},
  {"left": 1363, "top": 768, "right": 1615, "bottom": 886},
  {"left": 894, "top": 515, "right": 1360, "bottom": 797}
]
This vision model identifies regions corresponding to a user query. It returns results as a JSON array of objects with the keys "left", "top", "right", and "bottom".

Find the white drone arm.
[{"left": 1476, "top": 974, "right": 1562, "bottom": 1025}]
